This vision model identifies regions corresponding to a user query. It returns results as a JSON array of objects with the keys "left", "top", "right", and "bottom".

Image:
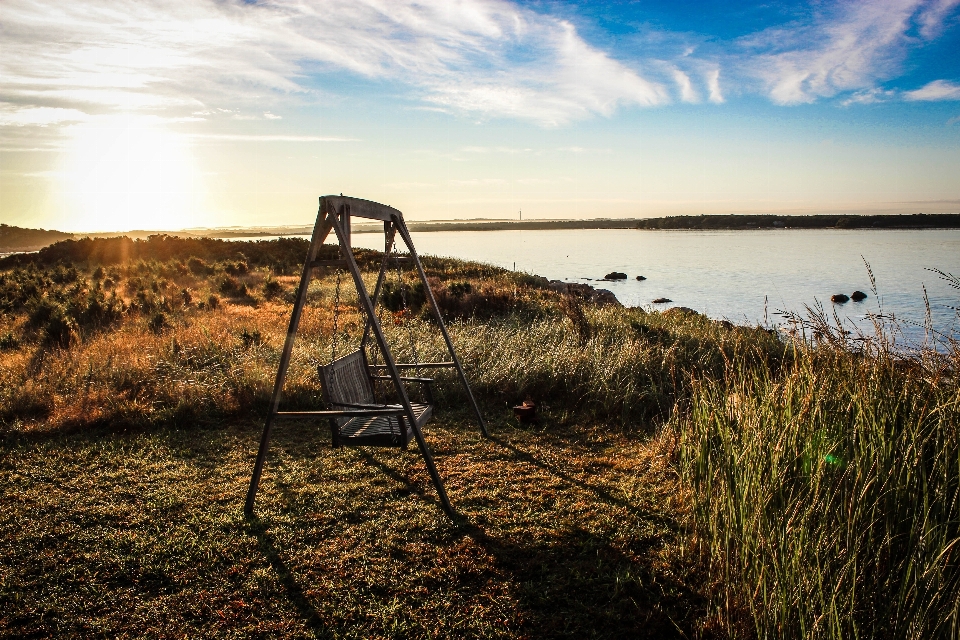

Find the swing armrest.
[
  {"left": 371, "top": 375, "right": 435, "bottom": 384},
  {"left": 330, "top": 401, "right": 404, "bottom": 410},
  {"left": 370, "top": 376, "right": 436, "bottom": 405},
  {"left": 276, "top": 408, "right": 404, "bottom": 417}
]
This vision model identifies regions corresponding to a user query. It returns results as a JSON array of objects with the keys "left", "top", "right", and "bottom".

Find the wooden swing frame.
[{"left": 244, "top": 195, "right": 488, "bottom": 518}]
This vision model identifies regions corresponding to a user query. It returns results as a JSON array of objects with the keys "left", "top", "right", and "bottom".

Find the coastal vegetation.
[{"left": 1, "top": 235, "right": 958, "bottom": 638}]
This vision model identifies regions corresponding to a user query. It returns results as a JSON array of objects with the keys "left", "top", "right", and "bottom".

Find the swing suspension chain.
[
  {"left": 331, "top": 268, "right": 342, "bottom": 361},
  {"left": 393, "top": 242, "right": 420, "bottom": 369}
]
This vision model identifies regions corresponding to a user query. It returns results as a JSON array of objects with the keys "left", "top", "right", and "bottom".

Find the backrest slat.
[{"left": 319, "top": 350, "right": 374, "bottom": 407}]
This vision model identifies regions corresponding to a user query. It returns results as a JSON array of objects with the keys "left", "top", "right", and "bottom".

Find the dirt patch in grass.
[{"left": 0, "top": 413, "right": 707, "bottom": 638}]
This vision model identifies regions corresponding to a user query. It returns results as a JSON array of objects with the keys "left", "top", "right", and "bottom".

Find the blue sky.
[{"left": 1, "top": 0, "right": 959, "bottom": 231}]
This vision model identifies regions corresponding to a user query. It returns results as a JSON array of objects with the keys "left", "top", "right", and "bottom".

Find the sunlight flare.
[{"left": 58, "top": 116, "right": 201, "bottom": 232}]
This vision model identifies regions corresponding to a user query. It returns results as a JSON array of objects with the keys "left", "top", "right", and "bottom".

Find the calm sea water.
[{"left": 237, "top": 228, "right": 960, "bottom": 342}]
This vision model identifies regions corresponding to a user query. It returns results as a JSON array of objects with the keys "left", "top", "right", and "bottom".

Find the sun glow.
[{"left": 57, "top": 116, "right": 202, "bottom": 232}]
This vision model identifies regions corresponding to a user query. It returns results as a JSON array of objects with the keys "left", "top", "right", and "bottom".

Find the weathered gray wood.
[
  {"left": 368, "top": 362, "right": 457, "bottom": 370},
  {"left": 245, "top": 201, "right": 336, "bottom": 517},
  {"left": 394, "top": 218, "right": 489, "bottom": 438},
  {"left": 359, "top": 222, "right": 396, "bottom": 354},
  {"left": 321, "top": 195, "right": 401, "bottom": 222},
  {"left": 246, "top": 195, "right": 485, "bottom": 520},
  {"left": 329, "top": 214, "right": 454, "bottom": 516},
  {"left": 309, "top": 259, "right": 348, "bottom": 269},
  {"left": 276, "top": 409, "right": 405, "bottom": 418}
]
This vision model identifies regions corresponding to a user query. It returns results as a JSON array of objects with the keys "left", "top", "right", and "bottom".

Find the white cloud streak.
[
  {"left": 0, "top": 0, "right": 957, "bottom": 132},
  {"left": 741, "top": 0, "right": 958, "bottom": 105},
  {"left": 904, "top": 79, "right": 960, "bottom": 100},
  {"left": 672, "top": 70, "right": 699, "bottom": 103},
  {"left": 706, "top": 69, "right": 724, "bottom": 104},
  {"left": 188, "top": 134, "right": 358, "bottom": 142},
  {"left": 0, "top": 0, "right": 668, "bottom": 128}
]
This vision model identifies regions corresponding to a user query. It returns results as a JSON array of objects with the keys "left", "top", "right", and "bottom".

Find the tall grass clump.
[
  {"left": 678, "top": 333, "right": 960, "bottom": 638},
  {"left": 381, "top": 306, "right": 785, "bottom": 425}
]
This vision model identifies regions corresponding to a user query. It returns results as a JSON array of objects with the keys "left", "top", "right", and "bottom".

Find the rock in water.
[
  {"left": 831, "top": 293, "right": 850, "bottom": 303},
  {"left": 636, "top": 275, "right": 647, "bottom": 281},
  {"left": 851, "top": 290, "right": 868, "bottom": 301},
  {"left": 604, "top": 271, "right": 628, "bottom": 280},
  {"left": 652, "top": 297, "right": 672, "bottom": 304}
]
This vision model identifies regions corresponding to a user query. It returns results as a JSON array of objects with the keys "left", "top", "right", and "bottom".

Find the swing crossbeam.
[
  {"left": 245, "top": 195, "right": 488, "bottom": 520},
  {"left": 309, "top": 259, "right": 349, "bottom": 269}
]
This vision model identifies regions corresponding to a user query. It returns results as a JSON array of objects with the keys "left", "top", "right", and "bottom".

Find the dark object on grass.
[
  {"left": 653, "top": 297, "right": 672, "bottom": 304},
  {"left": 831, "top": 294, "right": 850, "bottom": 303},
  {"left": 604, "top": 271, "right": 628, "bottom": 280},
  {"left": 636, "top": 275, "right": 646, "bottom": 281},
  {"left": 513, "top": 400, "right": 539, "bottom": 424},
  {"left": 851, "top": 290, "right": 868, "bottom": 301}
]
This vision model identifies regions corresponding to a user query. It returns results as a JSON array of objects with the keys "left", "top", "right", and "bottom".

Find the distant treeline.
[
  {"left": 0, "top": 224, "right": 74, "bottom": 251},
  {"left": 633, "top": 213, "right": 960, "bottom": 230},
  {"left": 401, "top": 213, "right": 960, "bottom": 233},
  {"left": 0, "top": 235, "right": 330, "bottom": 274}
]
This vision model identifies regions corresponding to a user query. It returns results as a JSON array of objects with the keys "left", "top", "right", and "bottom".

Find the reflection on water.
[{"left": 235, "top": 228, "right": 960, "bottom": 342}]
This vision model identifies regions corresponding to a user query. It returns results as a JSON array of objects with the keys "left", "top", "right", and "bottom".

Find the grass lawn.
[{"left": 1, "top": 412, "right": 707, "bottom": 638}]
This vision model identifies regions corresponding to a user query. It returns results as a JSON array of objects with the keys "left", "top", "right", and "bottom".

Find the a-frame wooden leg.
[
  {"left": 329, "top": 214, "right": 455, "bottom": 517},
  {"left": 359, "top": 222, "right": 396, "bottom": 354},
  {"left": 245, "top": 203, "right": 335, "bottom": 518},
  {"left": 394, "top": 219, "right": 489, "bottom": 438}
]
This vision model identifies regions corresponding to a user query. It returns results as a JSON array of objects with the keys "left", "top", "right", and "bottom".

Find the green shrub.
[
  {"left": 149, "top": 312, "right": 167, "bottom": 334},
  {"left": 239, "top": 328, "right": 263, "bottom": 348},
  {"left": 0, "top": 332, "right": 19, "bottom": 350},
  {"left": 187, "top": 257, "right": 209, "bottom": 275},
  {"left": 218, "top": 276, "right": 247, "bottom": 298},
  {"left": 262, "top": 279, "right": 282, "bottom": 299}
]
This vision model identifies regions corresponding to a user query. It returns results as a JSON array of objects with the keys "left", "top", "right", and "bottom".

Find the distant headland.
[{"left": 2, "top": 213, "right": 959, "bottom": 253}]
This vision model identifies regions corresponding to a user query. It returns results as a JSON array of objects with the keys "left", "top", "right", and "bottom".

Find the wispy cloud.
[
  {"left": 0, "top": 0, "right": 957, "bottom": 135},
  {"left": 461, "top": 146, "right": 533, "bottom": 154},
  {"left": 705, "top": 69, "right": 724, "bottom": 104},
  {"left": 840, "top": 88, "right": 897, "bottom": 106},
  {"left": 449, "top": 178, "right": 508, "bottom": 186},
  {"left": 904, "top": 79, "right": 960, "bottom": 100},
  {"left": 189, "top": 134, "right": 357, "bottom": 142},
  {"left": 740, "top": 0, "right": 959, "bottom": 105},
  {"left": 672, "top": 70, "right": 699, "bottom": 103},
  {"left": 0, "top": 0, "right": 669, "bottom": 128}
]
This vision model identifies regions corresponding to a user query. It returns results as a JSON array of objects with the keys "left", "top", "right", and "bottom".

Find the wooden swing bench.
[
  {"left": 245, "top": 195, "right": 487, "bottom": 519},
  {"left": 318, "top": 349, "right": 437, "bottom": 448}
]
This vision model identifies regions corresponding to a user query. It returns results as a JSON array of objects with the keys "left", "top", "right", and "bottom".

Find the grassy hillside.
[{"left": 1, "top": 236, "right": 958, "bottom": 638}]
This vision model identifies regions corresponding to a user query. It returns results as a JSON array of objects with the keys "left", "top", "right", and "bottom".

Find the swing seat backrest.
[{"left": 318, "top": 349, "right": 375, "bottom": 409}]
